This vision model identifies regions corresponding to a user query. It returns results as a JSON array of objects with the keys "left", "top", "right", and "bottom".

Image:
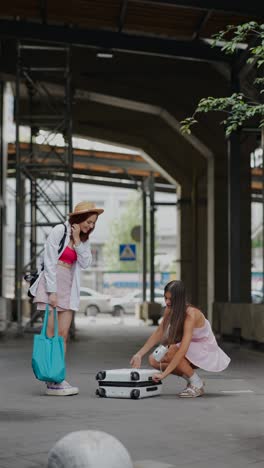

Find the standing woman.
[{"left": 30, "top": 201, "right": 104, "bottom": 396}]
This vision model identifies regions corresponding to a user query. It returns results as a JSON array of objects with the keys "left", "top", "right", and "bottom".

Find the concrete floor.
[{"left": 0, "top": 315, "right": 264, "bottom": 468}]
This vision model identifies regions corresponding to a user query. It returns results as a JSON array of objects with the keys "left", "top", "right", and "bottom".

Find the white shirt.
[{"left": 29, "top": 222, "right": 92, "bottom": 311}]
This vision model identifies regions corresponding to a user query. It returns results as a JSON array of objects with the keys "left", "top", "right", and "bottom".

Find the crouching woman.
[{"left": 131, "top": 280, "right": 230, "bottom": 397}]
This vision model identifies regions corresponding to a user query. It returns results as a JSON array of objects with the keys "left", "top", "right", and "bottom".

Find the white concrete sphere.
[{"left": 47, "top": 430, "right": 133, "bottom": 468}]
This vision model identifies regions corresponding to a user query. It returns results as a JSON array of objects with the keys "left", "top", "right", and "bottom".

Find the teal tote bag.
[{"left": 32, "top": 305, "right": 65, "bottom": 383}]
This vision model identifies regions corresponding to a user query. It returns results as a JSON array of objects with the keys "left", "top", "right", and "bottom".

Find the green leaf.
[
  {"left": 181, "top": 21, "right": 264, "bottom": 136},
  {"left": 257, "top": 60, "right": 264, "bottom": 68}
]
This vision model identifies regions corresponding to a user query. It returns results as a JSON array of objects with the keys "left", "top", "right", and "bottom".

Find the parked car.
[
  {"left": 78, "top": 287, "right": 112, "bottom": 316},
  {"left": 251, "top": 290, "right": 263, "bottom": 304},
  {"left": 111, "top": 289, "right": 166, "bottom": 315}
]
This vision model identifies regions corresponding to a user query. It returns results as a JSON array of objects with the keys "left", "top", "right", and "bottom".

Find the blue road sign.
[{"left": 119, "top": 244, "right": 137, "bottom": 261}]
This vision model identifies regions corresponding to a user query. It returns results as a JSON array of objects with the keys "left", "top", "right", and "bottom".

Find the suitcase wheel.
[
  {"left": 96, "top": 371, "right": 106, "bottom": 381},
  {"left": 130, "top": 389, "right": 140, "bottom": 399},
  {"left": 130, "top": 371, "right": 140, "bottom": 381},
  {"left": 96, "top": 387, "right": 106, "bottom": 398}
]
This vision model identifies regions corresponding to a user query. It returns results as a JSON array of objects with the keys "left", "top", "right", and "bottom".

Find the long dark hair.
[
  {"left": 69, "top": 211, "right": 98, "bottom": 242},
  {"left": 162, "top": 280, "right": 187, "bottom": 345}
]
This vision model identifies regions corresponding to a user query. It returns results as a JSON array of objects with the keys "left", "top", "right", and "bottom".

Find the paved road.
[{"left": 0, "top": 316, "right": 264, "bottom": 468}]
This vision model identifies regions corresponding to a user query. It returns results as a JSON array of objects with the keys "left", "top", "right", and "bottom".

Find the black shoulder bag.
[{"left": 24, "top": 224, "right": 67, "bottom": 298}]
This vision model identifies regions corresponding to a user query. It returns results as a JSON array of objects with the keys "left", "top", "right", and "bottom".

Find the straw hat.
[{"left": 68, "top": 201, "right": 104, "bottom": 217}]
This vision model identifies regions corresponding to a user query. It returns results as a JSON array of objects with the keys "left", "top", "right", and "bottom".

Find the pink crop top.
[{"left": 58, "top": 246, "right": 77, "bottom": 264}]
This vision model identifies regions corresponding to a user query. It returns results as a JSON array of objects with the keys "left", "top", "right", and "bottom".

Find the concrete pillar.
[
  {"left": 226, "top": 70, "right": 253, "bottom": 303},
  {"left": 149, "top": 173, "right": 155, "bottom": 302},
  {"left": 180, "top": 179, "right": 208, "bottom": 313},
  {"left": 207, "top": 157, "right": 214, "bottom": 322},
  {"left": 141, "top": 182, "right": 147, "bottom": 301},
  {"left": 239, "top": 134, "right": 255, "bottom": 302},
  {"left": 176, "top": 186, "right": 181, "bottom": 280},
  {"left": 179, "top": 183, "right": 193, "bottom": 302},
  {"left": 228, "top": 131, "right": 241, "bottom": 301},
  {"left": 214, "top": 155, "right": 229, "bottom": 302},
  {"left": 197, "top": 175, "right": 208, "bottom": 314},
  {"left": 228, "top": 133, "right": 253, "bottom": 302},
  {"left": 0, "top": 81, "right": 7, "bottom": 299},
  {"left": 0, "top": 82, "right": 8, "bottom": 336},
  {"left": 214, "top": 134, "right": 253, "bottom": 305},
  {"left": 191, "top": 173, "right": 199, "bottom": 305}
]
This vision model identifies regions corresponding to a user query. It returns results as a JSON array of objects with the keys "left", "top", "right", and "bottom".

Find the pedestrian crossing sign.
[{"left": 119, "top": 244, "right": 137, "bottom": 261}]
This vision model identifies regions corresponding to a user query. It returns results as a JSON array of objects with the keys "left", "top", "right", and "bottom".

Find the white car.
[
  {"left": 79, "top": 287, "right": 112, "bottom": 316},
  {"left": 251, "top": 290, "right": 263, "bottom": 304},
  {"left": 111, "top": 289, "right": 166, "bottom": 315}
]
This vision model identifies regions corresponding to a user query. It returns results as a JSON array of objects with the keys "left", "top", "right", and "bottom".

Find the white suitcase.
[{"left": 95, "top": 368, "right": 162, "bottom": 399}]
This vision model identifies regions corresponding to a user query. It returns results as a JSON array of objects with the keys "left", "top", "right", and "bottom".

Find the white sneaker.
[{"left": 45, "top": 380, "right": 79, "bottom": 396}]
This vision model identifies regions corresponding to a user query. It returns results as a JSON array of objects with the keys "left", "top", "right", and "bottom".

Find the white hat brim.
[{"left": 68, "top": 208, "right": 104, "bottom": 217}]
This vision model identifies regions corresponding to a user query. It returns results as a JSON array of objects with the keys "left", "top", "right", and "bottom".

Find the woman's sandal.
[{"left": 178, "top": 384, "right": 204, "bottom": 398}]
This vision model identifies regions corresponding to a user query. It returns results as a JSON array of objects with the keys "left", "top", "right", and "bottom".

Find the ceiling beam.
[
  {"left": 0, "top": 19, "right": 232, "bottom": 64},
  {"left": 7, "top": 170, "right": 175, "bottom": 191},
  {"left": 71, "top": 167, "right": 166, "bottom": 184},
  {"left": 34, "top": 173, "right": 140, "bottom": 189},
  {"left": 26, "top": 173, "right": 176, "bottom": 192},
  {"left": 133, "top": 0, "right": 263, "bottom": 16},
  {"left": 8, "top": 163, "right": 167, "bottom": 184},
  {"left": 9, "top": 149, "right": 155, "bottom": 171}
]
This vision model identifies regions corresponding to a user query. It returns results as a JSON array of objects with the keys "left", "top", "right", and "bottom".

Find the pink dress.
[
  {"left": 176, "top": 319, "right": 231, "bottom": 372},
  {"left": 33, "top": 246, "right": 77, "bottom": 311}
]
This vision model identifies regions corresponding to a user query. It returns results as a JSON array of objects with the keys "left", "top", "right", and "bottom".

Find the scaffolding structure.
[
  {"left": 15, "top": 42, "right": 73, "bottom": 333},
  {"left": 8, "top": 41, "right": 178, "bottom": 335}
]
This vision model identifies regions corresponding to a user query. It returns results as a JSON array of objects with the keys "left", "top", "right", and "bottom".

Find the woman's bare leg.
[
  {"left": 149, "top": 345, "right": 195, "bottom": 378},
  {"left": 149, "top": 346, "right": 204, "bottom": 396},
  {"left": 58, "top": 310, "right": 73, "bottom": 354},
  {"left": 44, "top": 308, "right": 78, "bottom": 394}
]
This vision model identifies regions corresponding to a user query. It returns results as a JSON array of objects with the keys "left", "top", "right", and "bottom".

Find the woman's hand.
[
  {"left": 49, "top": 293, "right": 57, "bottom": 308},
  {"left": 130, "top": 353, "right": 142, "bottom": 369},
  {"left": 152, "top": 373, "right": 164, "bottom": 383},
  {"left": 71, "top": 223, "right": 81, "bottom": 245}
]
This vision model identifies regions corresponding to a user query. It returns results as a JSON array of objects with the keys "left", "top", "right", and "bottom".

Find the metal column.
[
  {"left": 228, "top": 70, "right": 241, "bottom": 302},
  {"left": 29, "top": 86, "right": 37, "bottom": 275},
  {"left": 66, "top": 46, "right": 73, "bottom": 214},
  {"left": 0, "top": 81, "right": 7, "bottom": 299},
  {"left": 142, "top": 182, "right": 147, "bottom": 302},
  {"left": 192, "top": 173, "right": 198, "bottom": 304},
  {"left": 262, "top": 128, "right": 264, "bottom": 301},
  {"left": 228, "top": 133, "right": 241, "bottom": 302},
  {"left": 15, "top": 43, "right": 24, "bottom": 333},
  {"left": 207, "top": 157, "right": 215, "bottom": 323},
  {"left": 0, "top": 83, "right": 3, "bottom": 297},
  {"left": 15, "top": 42, "right": 73, "bottom": 332},
  {"left": 149, "top": 174, "right": 155, "bottom": 303}
]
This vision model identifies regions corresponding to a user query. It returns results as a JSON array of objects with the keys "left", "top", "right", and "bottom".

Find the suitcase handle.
[{"left": 146, "top": 386, "right": 158, "bottom": 392}]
